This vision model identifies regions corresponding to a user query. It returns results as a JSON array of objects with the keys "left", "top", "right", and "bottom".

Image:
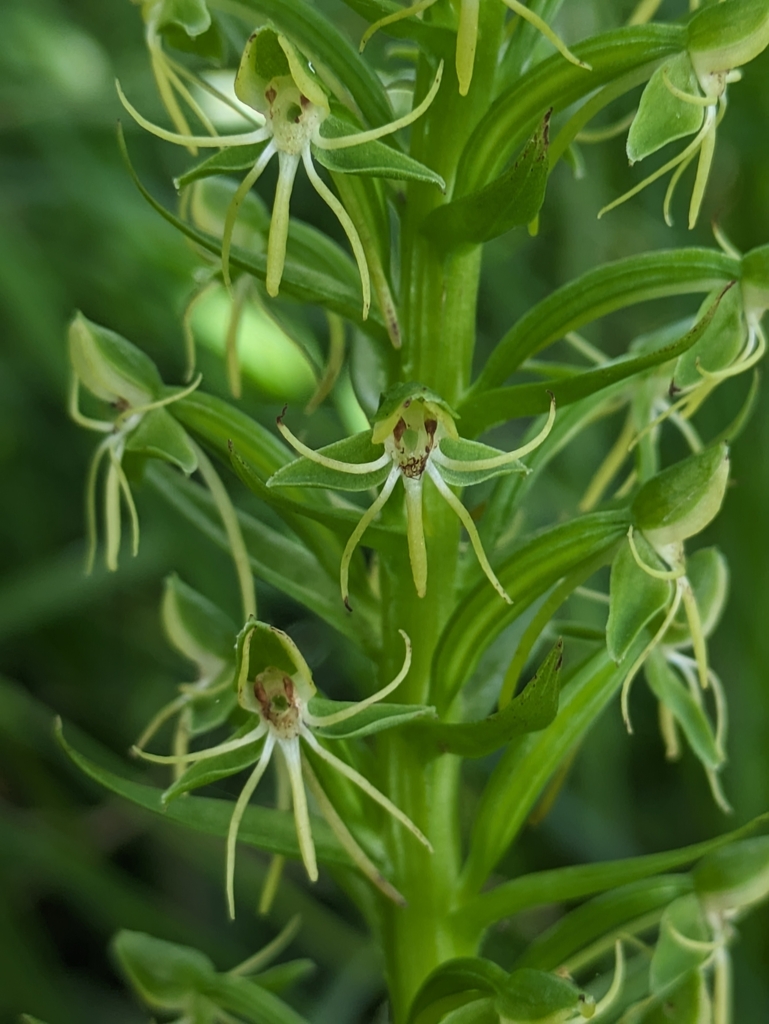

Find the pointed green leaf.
[
  {"left": 644, "top": 652, "right": 722, "bottom": 770},
  {"left": 460, "top": 289, "right": 728, "bottom": 435},
  {"left": 418, "top": 641, "right": 562, "bottom": 758},
  {"left": 161, "top": 725, "right": 266, "bottom": 806},
  {"left": 607, "top": 537, "right": 672, "bottom": 663},
  {"left": 433, "top": 511, "right": 629, "bottom": 710},
  {"left": 314, "top": 116, "right": 445, "bottom": 188},
  {"left": 436, "top": 437, "right": 527, "bottom": 486},
  {"left": 268, "top": 431, "right": 391, "bottom": 493},
  {"left": 407, "top": 957, "right": 508, "bottom": 1024},
  {"left": 627, "top": 54, "right": 704, "bottom": 164},
  {"left": 188, "top": 684, "right": 239, "bottom": 736},
  {"left": 423, "top": 113, "right": 550, "bottom": 249},
  {"left": 176, "top": 142, "right": 271, "bottom": 190},
  {"left": 113, "top": 930, "right": 215, "bottom": 1010},
  {"left": 650, "top": 895, "right": 711, "bottom": 996},
  {"left": 460, "top": 813, "right": 769, "bottom": 936},
  {"left": 517, "top": 875, "right": 694, "bottom": 972},
  {"left": 55, "top": 720, "right": 348, "bottom": 863},
  {"left": 470, "top": 248, "right": 739, "bottom": 394},
  {"left": 125, "top": 407, "right": 198, "bottom": 474},
  {"left": 308, "top": 698, "right": 435, "bottom": 739}
]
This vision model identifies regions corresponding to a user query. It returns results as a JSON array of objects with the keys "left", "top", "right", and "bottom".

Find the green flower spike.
[
  {"left": 133, "top": 619, "right": 432, "bottom": 917},
  {"left": 360, "top": 0, "right": 589, "bottom": 97},
  {"left": 118, "top": 27, "right": 443, "bottom": 309},
  {"left": 68, "top": 312, "right": 202, "bottom": 573},
  {"left": 270, "top": 383, "right": 556, "bottom": 607},
  {"left": 607, "top": 444, "right": 731, "bottom": 808},
  {"left": 601, "top": 0, "right": 769, "bottom": 229}
]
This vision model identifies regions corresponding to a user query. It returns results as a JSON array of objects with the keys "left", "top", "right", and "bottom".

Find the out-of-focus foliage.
[{"left": 2, "top": 0, "right": 769, "bottom": 1021}]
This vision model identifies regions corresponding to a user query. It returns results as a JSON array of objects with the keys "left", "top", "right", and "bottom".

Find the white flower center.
[
  {"left": 254, "top": 666, "right": 303, "bottom": 740},
  {"left": 264, "top": 77, "right": 326, "bottom": 156}
]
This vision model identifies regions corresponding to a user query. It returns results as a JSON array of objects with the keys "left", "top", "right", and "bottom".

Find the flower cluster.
[
  {"left": 119, "top": 26, "right": 443, "bottom": 313},
  {"left": 135, "top": 615, "right": 431, "bottom": 917},
  {"left": 271, "top": 383, "right": 556, "bottom": 607}
]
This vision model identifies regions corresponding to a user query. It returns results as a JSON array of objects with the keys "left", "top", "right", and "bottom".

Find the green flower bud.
[
  {"left": 68, "top": 311, "right": 162, "bottom": 407},
  {"left": 694, "top": 836, "right": 769, "bottom": 915},
  {"left": 632, "top": 443, "right": 730, "bottom": 549},
  {"left": 161, "top": 574, "right": 237, "bottom": 679},
  {"left": 112, "top": 930, "right": 214, "bottom": 1011},
  {"left": 688, "top": 0, "right": 769, "bottom": 82},
  {"left": 673, "top": 284, "right": 746, "bottom": 390}
]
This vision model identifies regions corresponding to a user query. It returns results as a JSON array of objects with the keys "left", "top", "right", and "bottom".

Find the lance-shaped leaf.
[
  {"left": 607, "top": 536, "right": 672, "bottom": 664},
  {"left": 454, "top": 25, "right": 688, "bottom": 198},
  {"left": 460, "top": 285, "right": 728, "bottom": 434},
  {"left": 314, "top": 115, "right": 445, "bottom": 187},
  {"left": 176, "top": 142, "right": 272, "bottom": 190},
  {"left": 417, "top": 641, "right": 562, "bottom": 758},
  {"left": 161, "top": 726, "right": 266, "bottom": 806},
  {"left": 307, "top": 697, "right": 435, "bottom": 739},
  {"left": 407, "top": 957, "right": 508, "bottom": 1024},
  {"left": 644, "top": 652, "right": 722, "bottom": 770},
  {"left": 268, "top": 431, "right": 392, "bottom": 492},
  {"left": 433, "top": 511, "right": 629, "bottom": 711},
  {"left": 118, "top": 130, "right": 389, "bottom": 342},
  {"left": 340, "top": 0, "right": 454, "bottom": 51},
  {"left": 494, "top": 969, "right": 589, "bottom": 1024},
  {"left": 469, "top": 248, "right": 739, "bottom": 394},
  {"left": 422, "top": 113, "right": 550, "bottom": 250},
  {"left": 517, "top": 875, "right": 694, "bottom": 972},
  {"left": 458, "top": 811, "right": 769, "bottom": 936},
  {"left": 56, "top": 720, "right": 348, "bottom": 864}
]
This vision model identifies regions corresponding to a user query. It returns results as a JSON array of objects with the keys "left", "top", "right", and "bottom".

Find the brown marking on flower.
[{"left": 393, "top": 417, "right": 407, "bottom": 443}]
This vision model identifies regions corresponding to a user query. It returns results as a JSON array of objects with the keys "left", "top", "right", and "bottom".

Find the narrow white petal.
[
  {"left": 301, "top": 727, "right": 432, "bottom": 851},
  {"left": 226, "top": 735, "right": 275, "bottom": 919},
  {"left": 279, "top": 738, "right": 318, "bottom": 881},
  {"left": 341, "top": 465, "right": 400, "bottom": 609}
]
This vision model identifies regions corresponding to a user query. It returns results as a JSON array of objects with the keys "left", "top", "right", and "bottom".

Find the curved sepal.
[{"left": 607, "top": 536, "right": 672, "bottom": 663}]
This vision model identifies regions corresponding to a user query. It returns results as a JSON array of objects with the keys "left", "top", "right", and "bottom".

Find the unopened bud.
[
  {"left": 688, "top": 0, "right": 769, "bottom": 82},
  {"left": 632, "top": 443, "right": 729, "bottom": 549},
  {"left": 694, "top": 836, "right": 769, "bottom": 915},
  {"left": 68, "top": 312, "right": 162, "bottom": 407}
]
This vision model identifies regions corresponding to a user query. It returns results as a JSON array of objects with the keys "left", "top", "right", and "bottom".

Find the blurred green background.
[{"left": 2, "top": 0, "right": 769, "bottom": 1020}]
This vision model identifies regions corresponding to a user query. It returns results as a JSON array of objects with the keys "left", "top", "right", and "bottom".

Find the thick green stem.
[{"left": 378, "top": 7, "right": 507, "bottom": 1018}]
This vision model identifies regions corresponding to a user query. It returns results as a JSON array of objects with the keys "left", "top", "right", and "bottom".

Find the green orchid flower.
[
  {"left": 361, "top": 0, "right": 590, "bottom": 97},
  {"left": 601, "top": 0, "right": 769, "bottom": 228},
  {"left": 270, "top": 382, "right": 556, "bottom": 607},
  {"left": 67, "top": 312, "right": 202, "bottom": 573},
  {"left": 133, "top": 618, "right": 432, "bottom": 917},
  {"left": 118, "top": 26, "right": 443, "bottom": 311},
  {"left": 607, "top": 444, "right": 731, "bottom": 809}
]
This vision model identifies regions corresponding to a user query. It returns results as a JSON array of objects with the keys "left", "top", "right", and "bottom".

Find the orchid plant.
[{"left": 46, "top": 1, "right": 769, "bottom": 1023}]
